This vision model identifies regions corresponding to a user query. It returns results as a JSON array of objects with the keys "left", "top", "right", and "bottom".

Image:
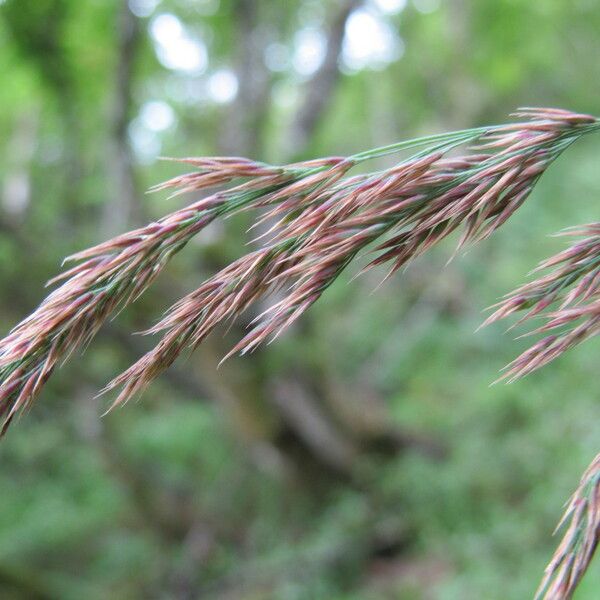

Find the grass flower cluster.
[
  {"left": 485, "top": 222, "right": 600, "bottom": 598},
  {"left": 486, "top": 223, "right": 600, "bottom": 381},
  {"left": 535, "top": 452, "right": 600, "bottom": 600},
  {"left": 1, "top": 107, "right": 599, "bottom": 599}
]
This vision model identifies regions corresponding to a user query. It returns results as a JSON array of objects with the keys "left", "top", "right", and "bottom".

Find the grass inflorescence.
[
  {"left": 535, "top": 453, "right": 600, "bottom": 600},
  {"left": 485, "top": 223, "right": 600, "bottom": 381},
  {"left": 1, "top": 107, "right": 599, "bottom": 600},
  {"left": 2, "top": 108, "right": 599, "bottom": 428}
]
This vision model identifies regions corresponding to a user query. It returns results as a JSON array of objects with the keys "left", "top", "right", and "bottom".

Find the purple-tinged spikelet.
[
  {"left": 0, "top": 157, "right": 350, "bottom": 432},
  {"left": 485, "top": 222, "right": 600, "bottom": 381},
  {"left": 0, "top": 108, "right": 598, "bottom": 434},
  {"left": 485, "top": 222, "right": 600, "bottom": 598},
  {"left": 103, "top": 109, "right": 599, "bottom": 407},
  {"left": 535, "top": 453, "right": 600, "bottom": 600}
]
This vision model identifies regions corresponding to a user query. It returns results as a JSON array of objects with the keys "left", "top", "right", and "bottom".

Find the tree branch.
[
  {"left": 219, "top": 0, "right": 273, "bottom": 157},
  {"left": 102, "top": 0, "right": 143, "bottom": 234},
  {"left": 285, "top": 0, "right": 361, "bottom": 157}
]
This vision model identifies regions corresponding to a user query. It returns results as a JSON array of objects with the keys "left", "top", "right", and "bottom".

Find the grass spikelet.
[
  {"left": 484, "top": 222, "right": 600, "bottom": 381},
  {"left": 0, "top": 108, "right": 598, "bottom": 433},
  {"left": 104, "top": 109, "right": 600, "bottom": 407},
  {"left": 535, "top": 453, "right": 600, "bottom": 600}
]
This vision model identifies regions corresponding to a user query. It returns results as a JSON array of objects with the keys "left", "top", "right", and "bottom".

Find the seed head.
[{"left": 0, "top": 108, "right": 598, "bottom": 432}]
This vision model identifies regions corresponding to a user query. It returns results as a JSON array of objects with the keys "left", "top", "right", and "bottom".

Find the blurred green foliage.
[{"left": 0, "top": 0, "right": 599, "bottom": 598}]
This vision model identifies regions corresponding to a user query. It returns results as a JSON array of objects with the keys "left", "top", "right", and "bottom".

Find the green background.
[{"left": 0, "top": 0, "right": 599, "bottom": 598}]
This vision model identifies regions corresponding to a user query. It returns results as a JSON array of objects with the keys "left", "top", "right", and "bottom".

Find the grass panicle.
[
  {"left": 485, "top": 222, "right": 600, "bottom": 381},
  {"left": 485, "top": 223, "right": 600, "bottom": 599},
  {"left": 104, "top": 108, "right": 600, "bottom": 407},
  {"left": 535, "top": 453, "right": 600, "bottom": 600},
  {"left": 1, "top": 107, "right": 598, "bottom": 432},
  {"left": 1, "top": 106, "right": 599, "bottom": 600}
]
